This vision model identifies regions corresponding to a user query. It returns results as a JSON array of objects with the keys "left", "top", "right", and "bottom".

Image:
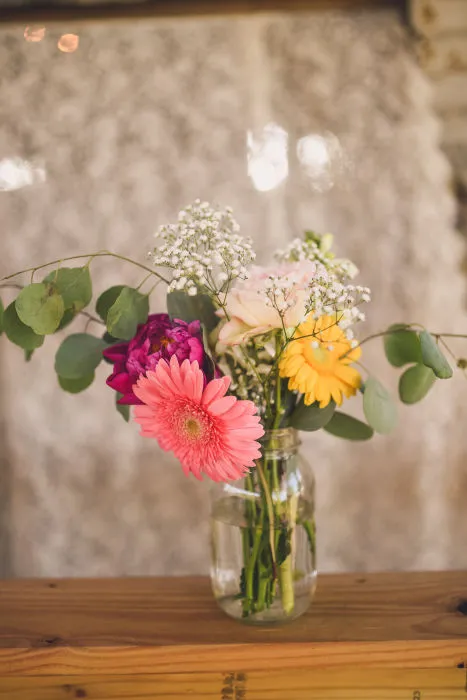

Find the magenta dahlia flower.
[
  {"left": 103, "top": 313, "right": 207, "bottom": 405},
  {"left": 133, "top": 356, "right": 264, "bottom": 482}
]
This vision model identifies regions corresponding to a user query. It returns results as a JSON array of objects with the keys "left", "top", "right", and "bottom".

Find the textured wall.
[{"left": 0, "top": 10, "right": 466, "bottom": 578}]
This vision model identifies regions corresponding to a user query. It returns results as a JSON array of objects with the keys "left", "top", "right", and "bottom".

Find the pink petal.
[
  {"left": 201, "top": 376, "right": 230, "bottom": 406},
  {"left": 209, "top": 395, "right": 238, "bottom": 416}
]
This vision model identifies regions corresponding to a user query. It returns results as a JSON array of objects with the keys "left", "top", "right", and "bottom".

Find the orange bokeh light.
[
  {"left": 24, "top": 26, "right": 46, "bottom": 42},
  {"left": 58, "top": 34, "right": 79, "bottom": 53}
]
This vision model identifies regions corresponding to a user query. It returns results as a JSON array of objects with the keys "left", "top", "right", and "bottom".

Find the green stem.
[
  {"left": 1, "top": 251, "right": 170, "bottom": 285},
  {"left": 302, "top": 519, "right": 316, "bottom": 559},
  {"left": 256, "top": 461, "right": 277, "bottom": 574},
  {"left": 279, "top": 555, "right": 295, "bottom": 615},
  {"left": 245, "top": 527, "right": 262, "bottom": 611}
]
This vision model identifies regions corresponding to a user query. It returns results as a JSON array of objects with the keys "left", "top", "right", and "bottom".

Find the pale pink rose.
[{"left": 218, "top": 262, "right": 321, "bottom": 345}]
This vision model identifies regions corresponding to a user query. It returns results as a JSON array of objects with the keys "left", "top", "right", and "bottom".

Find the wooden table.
[{"left": 0, "top": 572, "right": 466, "bottom": 698}]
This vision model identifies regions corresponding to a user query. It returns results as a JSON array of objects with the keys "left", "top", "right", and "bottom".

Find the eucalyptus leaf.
[
  {"left": 116, "top": 393, "right": 130, "bottom": 422},
  {"left": 44, "top": 267, "right": 92, "bottom": 312},
  {"left": 55, "top": 333, "right": 106, "bottom": 379},
  {"left": 57, "top": 308, "right": 77, "bottom": 331},
  {"left": 167, "top": 291, "right": 219, "bottom": 332},
  {"left": 420, "top": 330, "right": 453, "bottom": 379},
  {"left": 106, "top": 287, "right": 149, "bottom": 340},
  {"left": 324, "top": 412, "right": 374, "bottom": 441},
  {"left": 102, "top": 331, "right": 122, "bottom": 345},
  {"left": 96, "top": 285, "right": 126, "bottom": 323},
  {"left": 363, "top": 377, "right": 397, "bottom": 435},
  {"left": 288, "top": 399, "right": 335, "bottom": 432},
  {"left": 399, "top": 363, "right": 436, "bottom": 404},
  {"left": 383, "top": 324, "right": 422, "bottom": 367},
  {"left": 15, "top": 283, "right": 64, "bottom": 335},
  {"left": 0, "top": 298, "right": 3, "bottom": 335},
  {"left": 3, "top": 302, "right": 45, "bottom": 351},
  {"left": 59, "top": 372, "right": 95, "bottom": 394}
]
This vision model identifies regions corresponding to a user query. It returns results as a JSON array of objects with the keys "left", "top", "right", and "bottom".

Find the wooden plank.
[
  {"left": 0, "top": 669, "right": 466, "bottom": 699},
  {"left": 0, "top": 0, "right": 406, "bottom": 25},
  {"left": 0, "top": 572, "right": 466, "bottom": 675},
  {"left": 1, "top": 640, "right": 467, "bottom": 676},
  {"left": 417, "top": 34, "right": 467, "bottom": 74},
  {"left": 433, "top": 74, "right": 467, "bottom": 112},
  {"left": 411, "top": 0, "right": 467, "bottom": 38},
  {"left": 440, "top": 114, "right": 467, "bottom": 145}
]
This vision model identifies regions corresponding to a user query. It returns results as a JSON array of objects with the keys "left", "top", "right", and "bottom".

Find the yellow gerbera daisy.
[{"left": 279, "top": 315, "right": 361, "bottom": 408}]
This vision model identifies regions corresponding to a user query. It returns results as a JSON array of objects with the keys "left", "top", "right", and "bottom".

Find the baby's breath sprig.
[{"left": 151, "top": 200, "right": 255, "bottom": 299}]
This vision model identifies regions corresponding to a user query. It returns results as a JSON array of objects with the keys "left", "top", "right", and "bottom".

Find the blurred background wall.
[{"left": 0, "top": 6, "right": 466, "bottom": 578}]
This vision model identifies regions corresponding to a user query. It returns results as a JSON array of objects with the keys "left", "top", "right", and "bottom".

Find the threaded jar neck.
[{"left": 260, "top": 428, "right": 300, "bottom": 453}]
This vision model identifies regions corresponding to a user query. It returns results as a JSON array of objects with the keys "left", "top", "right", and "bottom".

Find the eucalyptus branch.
[
  {"left": 80, "top": 311, "right": 105, "bottom": 326},
  {"left": 1, "top": 251, "right": 170, "bottom": 285}
]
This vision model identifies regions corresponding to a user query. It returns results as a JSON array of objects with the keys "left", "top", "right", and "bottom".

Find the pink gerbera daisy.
[{"left": 133, "top": 356, "right": 264, "bottom": 482}]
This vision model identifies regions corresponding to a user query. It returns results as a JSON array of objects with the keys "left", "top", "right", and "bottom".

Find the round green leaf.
[
  {"left": 399, "top": 364, "right": 436, "bottom": 404},
  {"left": 324, "top": 412, "right": 374, "bottom": 441},
  {"left": 16, "top": 283, "right": 64, "bottom": 335},
  {"left": 420, "top": 330, "right": 453, "bottom": 379},
  {"left": 0, "top": 298, "right": 4, "bottom": 335},
  {"left": 96, "top": 285, "right": 126, "bottom": 323},
  {"left": 59, "top": 372, "right": 95, "bottom": 394},
  {"left": 363, "top": 377, "right": 397, "bottom": 435},
  {"left": 55, "top": 333, "right": 106, "bottom": 379},
  {"left": 384, "top": 324, "right": 422, "bottom": 367},
  {"left": 57, "top": 308, "right": 77, "bottom": 332},
  {"left": 289, "top": 399, "right": 336, "bottom": 432},
  {"left": 106, "top": 287, "right": 149, "bottom": 341},
  {"left": 3, "top": 302, "right": 45, "bottom": 351},
  {"left": 44, "top": 267, "right": 92, "bottom": 312},
  {"left": 167, "top": 291, "right": 219, "bottom": 332}
]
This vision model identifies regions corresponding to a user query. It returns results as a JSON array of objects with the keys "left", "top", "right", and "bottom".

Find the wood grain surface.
[
  {"left": 0, "top": 572, "right": 466, "bottom": 678},
  {"left": 1, "top": 669, "right": 467, "bottom": 699}
]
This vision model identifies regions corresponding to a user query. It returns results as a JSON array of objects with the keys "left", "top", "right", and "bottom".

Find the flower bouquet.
[{"left": 1, "top": 201, "right": 464, "bottom": 623}]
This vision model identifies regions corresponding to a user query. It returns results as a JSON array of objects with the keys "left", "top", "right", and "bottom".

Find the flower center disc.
[{"left": 185, "top": 418, "right": 202, "bottom": 437}]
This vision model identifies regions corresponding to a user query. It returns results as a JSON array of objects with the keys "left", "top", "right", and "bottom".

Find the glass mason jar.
[{"left": 210, "top": 428, "right": 316, "bottom": 624}]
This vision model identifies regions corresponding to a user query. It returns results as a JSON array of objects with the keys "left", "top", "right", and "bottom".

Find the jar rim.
[{"left": 260, "top": 427, "right": 300, "bottom": 449}]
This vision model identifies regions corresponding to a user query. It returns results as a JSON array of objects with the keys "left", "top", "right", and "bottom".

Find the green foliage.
[
  {"left": 399, "top": 364, "right": 436, "bottom": 404},
  {"left": 0, "top": 298, "right": 3, "bottom": 335},
  {"left": 277, "top": 526, "right": 292, "bottom": 566},
  {"left": 55, "top": 333, "right": 106, "bottom": 379},
  {"left": 15, "top": 283, "right": 64, "bottom": 335},
  {"left": 420, "top": 330, "right": 453, "bottom": 379},
  {"left": 24, "top": 349, "right": 34, "bottom": 362},
  {"left": 116, "top": 393, "right": 130, "bottom": 422},
  {"left": 57, "top": 309, "right": 77, "bottom": 331},
  {"left": 58, "top": 373, "right": 95, "bottom": 394},
  {"left": 288, "top": 399, "right": 335, "bottom": 431},
  {"left": 167, "top": 291, "right": 219, "bottom": 332},
  {"left": 96, "top": 285, "right": 126, "bottom": 323},
  {"left": 102, "top": 331, "right": 122, "bottom": 345},
  {"left": 106, "top": 287, "right": 149, "bottom": 340},
  {"left": 3, "top": 302, "right": 45, "bottom": 351},
  {"left": 324, "top": 412, "right": 374, "bottom": 441},
  {"left": 43, "top": 267, "right": 92, "bottom": 312},
  {"left": 363, "top": 377, "right": 397, "bottom": 435},
  {"left": 383, "top": 324, "right": 422, "bottom": 367}
]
